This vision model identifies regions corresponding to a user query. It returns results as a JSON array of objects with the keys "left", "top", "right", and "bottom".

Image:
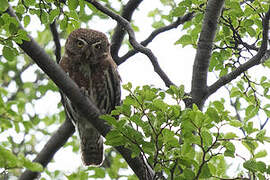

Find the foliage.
[
  {"left": 102, "top": 84, "right": 270, "bottom": 179},
  {"left": 0, "top": 0, "right": 270, "bottom": 179}
]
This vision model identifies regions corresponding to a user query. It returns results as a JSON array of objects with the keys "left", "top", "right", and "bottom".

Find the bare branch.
[
  {"left": 7, "top": 6, "right": 154, "bottom": 180},
  {"left": 111, "top": 0, "right": 143, "bottom": 60},
  {"left": 116, "top": 12, "right": 195, "bottom": 65},
  {"left": 19, "top": 119, "right": 75, "bottom": 180},
  {"left": 49, "top": 21, "right": 61, "bottom": 63},
  {"left": 191, "top": 0, "right": 225, "bottom": 108},
  {"left": 86, "top": 0, "right": 175, "bottom": 87},
  {"left": 207, "top": 6, "right": 270, "bottom": 99}
]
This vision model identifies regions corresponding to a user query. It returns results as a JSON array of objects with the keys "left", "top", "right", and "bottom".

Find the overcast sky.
[{"left": 8, "top": 1, "right": 270, "bottom": 179}]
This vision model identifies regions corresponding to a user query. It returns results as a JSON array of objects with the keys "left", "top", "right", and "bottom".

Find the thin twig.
[
  {"left": 116, "top": 12, "right": 195, "bottom": 65},
  {"left": 111, "top": 0, "right": 143, "bottom": 60},
  {"left": 86, "top": 0, "right": 175, "bottom": 87},
  {"left": 207, "top": 6, "right": 270, "bottom": 99},
  {"left": 49, "top": 21, "right": 61, "bottom": 63}
]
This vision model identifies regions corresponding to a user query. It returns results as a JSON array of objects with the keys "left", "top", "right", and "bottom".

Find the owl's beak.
[{"left": 83, "top": 45, "right": 93, "bottom": 60}]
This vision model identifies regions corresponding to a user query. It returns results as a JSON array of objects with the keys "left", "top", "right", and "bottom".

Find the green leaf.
[
  {"left": 0, "top": 0, "right": 9, "bottom": 11},
  {"left": 90, "top": 168, "right": 106, "bottom": 178},
  {"left": 16, "top": 4, "right": 26, "bottom": 14},
  {"left": 243, "top": 159, "right": 257, "bottom": 172},
  {"left": 199, "top": 164, "right": 212, "bottom": 178},
  {"left": 201, "top": 130, "right": 213, "bottom": 146},
  {"left": 40, "top": 11, "right": 49, "bottom": 24},
  {"left": 171, "top": 6, "right": 186, "bottom": 17},
  {"left": 223, "top": 141, "right": 235, "bottom": 157},
  {"left": 60, "top": 17, "right": 68, "bottom": 30},
  {"left": 224, "top": 132, "right": 238, "bottom": 139},
  {"left": 14, "top": 122, "right": 20, "bottom": 133},
  {"left": 244, "top": 19, "right": 254, "bottom": 27},
  {"left": 222, "top": 26, "right": 231, "bottom": 36},
  {"left": 9, "top": 22, "right": 18, "bottom": 34},
  {"left": 183, "top": 168, "right": 195, "bottom": 179},
  {"left": 130, "top": 114, "right": 144, "bottom": 127},
  {"left": 244, "top": 160, "right": 266, "bottom": 173},
  {"left": 229, "top": 120, "right": 243, "bottom": 127},
  {"left": 242, "top": 140, "right": 257, "bottom": 154},
  {"left": 24, "top": 0, "right": 35, "bottom": 6},
  {"left": 122, "top": 82, "right": 132, "bottom": 91},
  {"left": 256, "top": 129, "right": 266, "bottom": 143},
  {"left": 23, "top": 15, "right": 30, "bottom": 27},
  {"left": 162, "top": 129, "right": 180, "bottom": 147},
  {"left": 206, "top": 107, "right": 220, "bottom": 123},
  {"left": 105, "top": 130, "right": 126, "bottom": 146},
  {"left": 247, "top": 27, "right": 256, "bottom": 37},
  {"left": 142, "top": 141, "right": 155, "bottom": 156},
  {"left": 245, "top": 105, "right": 259, "bottom": 119},
  {"left": 256, "top": 161, "right": 266, "bottom": 173},
  {"left": 213, "top": 101, "right": 224, "bottom": 111},
  {"left": 100, "top": 114, "right": 117, "bottom": 126},
  {"left": 20, "top": 155, "right": 43, "bottom": 172},
  {"left": 230, "top": 87, "right": 241, "bottom": 97},
  {"left": 152, "top": 99, "right": 168, "bottom": 111},
  {"left": 49, "top": 9, "right": 60, "bottom": 23},
  {"left": 152, "top": 21, "right": 165, "bottom": 29},
  {"left": 175, "top": 34, "right": 192, "bottom": 47},
  {"left": 3, "top": 46, "right": 15, "bottom": 61},
  {"left": 254, "top": 150, "right": 267, "bottom": 159},
  {"left": 68, "top": 0, "right": 79, "bottom": 10},
  {"left": 0, "top": 146, "right": 20, "bottom": 168}
]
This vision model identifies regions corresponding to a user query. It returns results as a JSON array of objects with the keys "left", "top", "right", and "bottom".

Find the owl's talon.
[{"left": 80, "top": 87, "right": 89, "bottom": 96}]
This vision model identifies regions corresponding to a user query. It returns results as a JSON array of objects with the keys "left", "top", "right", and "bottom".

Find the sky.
[{"left": 5, "top": 0, "right": 270, "bottom": 179}]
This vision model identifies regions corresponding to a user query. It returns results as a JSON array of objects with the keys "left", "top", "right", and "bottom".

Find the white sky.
[{"left": 4, "top": 0, "right": 270, "bottom": 179}]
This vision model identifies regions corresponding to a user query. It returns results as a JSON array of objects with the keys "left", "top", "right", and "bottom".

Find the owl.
[{"left": 59, "top": 28, "right": 121, "bottom": 166}]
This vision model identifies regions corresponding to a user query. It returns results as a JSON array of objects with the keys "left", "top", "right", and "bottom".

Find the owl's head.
[{"left": 65, "top": 28, "right": 110, "bottom": 64}]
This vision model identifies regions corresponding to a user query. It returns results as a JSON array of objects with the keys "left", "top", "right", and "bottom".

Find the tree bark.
[{"left": 191, "top": 0, "right": 225, "bottom": 109}]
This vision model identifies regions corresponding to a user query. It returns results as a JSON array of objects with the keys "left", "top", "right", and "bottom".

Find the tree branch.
[
  {"left": 191, "top": 0, "right": 225, "bottom": 109},
  {"left": 86, "top": 0, "right": 175, "bottom": 88},
  {"left": 19, "top": 119, "right": 75, "bottom": 180},
  {"left": 207, "top": 6, "right": 270, "bottom": 99},
  {"left": 110, "top": 0, "right": 143, "bottom": 60},
  {"left": 49, "top": 21, "right": 61, "bottom": 63},
  {"left": 116, "top": 12, "right": 195, "bottom": 65},
  {"left": 7, "top": 6, "right": 154, "bottom": 180}
]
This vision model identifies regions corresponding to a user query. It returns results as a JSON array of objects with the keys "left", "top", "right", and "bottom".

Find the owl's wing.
[
  {"left": 107, "top": 57, "right": 121, "bottom": 110},
  {"left": 111, "top": 66, "right": 121, "bottom": 108}
]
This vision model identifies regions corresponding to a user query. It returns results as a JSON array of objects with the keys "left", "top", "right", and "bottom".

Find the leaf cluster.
[{"left": 102, "top": 83, "right": 270, "bottom": 179}]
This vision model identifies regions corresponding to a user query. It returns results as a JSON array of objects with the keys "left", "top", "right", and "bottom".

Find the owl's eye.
[
  {"left": 94, "top": 43, "right": 102, "bottom": 49},
  {"left": 76, "top": 40, "right": 84, "bottom": 48}
]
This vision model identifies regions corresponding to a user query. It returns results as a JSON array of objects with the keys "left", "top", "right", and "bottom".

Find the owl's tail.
[{"left": 77, "top": 120, "right": 104, "bottom": 166}]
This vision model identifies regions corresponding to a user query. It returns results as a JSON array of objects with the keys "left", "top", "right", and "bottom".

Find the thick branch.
[
  {"left": 7, "top": 6, "right": 154, "bottom": 180},
  {"left": 111, "top": 0, "right": 143, "bottom": 60},
  {"left": 86, "top": 0, "right": 175, "bottom": 87},
  {"left": 191, "top": 0, "right": 225, "bottom": 109},
  {"left": 19, "top": 119, "right": 75, "bottom": 180},
  {"left": 116, "top": 12, "right": 195, "bottom": 65},
  {"left": 207, "top": 7, "right": 270, "bottom": 98}
]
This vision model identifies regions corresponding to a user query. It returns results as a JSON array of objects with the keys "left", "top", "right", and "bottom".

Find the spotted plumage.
[{"left": 59, "top": 28, "right": 121, "bottom": 166}]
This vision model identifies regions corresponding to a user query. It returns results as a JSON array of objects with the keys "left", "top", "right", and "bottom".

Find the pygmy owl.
[{"left": 59, "top": 28, "right": 121, "bottom": 166}]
